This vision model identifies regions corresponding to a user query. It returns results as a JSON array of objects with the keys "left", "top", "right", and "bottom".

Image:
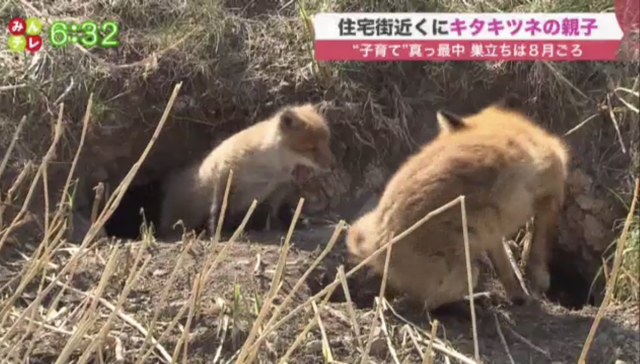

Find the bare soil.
[{"left": 4, "top": 224, "right": 638, "bottom": 364}]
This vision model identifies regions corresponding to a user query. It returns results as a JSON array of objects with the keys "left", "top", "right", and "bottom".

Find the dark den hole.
[
  {"left": 545, "top": 244, "right": 597, "bottom": 310},
  {"left": 103, "top": 179, "right": 164, "bottom": 240},
  {"left": 103, "top": 179, "right": 297, "bottom": 240}
]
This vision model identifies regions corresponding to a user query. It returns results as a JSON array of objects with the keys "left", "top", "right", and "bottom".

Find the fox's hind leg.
[
  {"left": 423, "top": 258, "right": 480, "bottom": 311},
  {"left": 384, "top": 250, "right": 480, "bottom": 312},
  {"left": 527, "top": 193, "right": 563, "bottom": 295},
  {"left": 487, "top": 238, "right": 529, "bottom": 305}
]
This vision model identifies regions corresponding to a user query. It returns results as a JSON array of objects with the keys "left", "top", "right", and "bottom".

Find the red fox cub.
[
  {"left": 159, "top": 103, "right": 333, "bottom": 239},
  {"left": 345, "top": 100, "right": 569, "bottom": 310}
]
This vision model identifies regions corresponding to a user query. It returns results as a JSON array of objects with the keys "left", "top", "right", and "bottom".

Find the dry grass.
[
  {"left": 1, "top": 0, "right": 639, "bottom": 362},
  {"left": 0, "top": 0, "right": 630, "bottom": 161},
  {"left": 0, "top": 87, "right": 485, "bottom": 362},
  {"left": 588, "top": 83, "right": 640, "bottom": 306},
  {"left": 578, "top": 178, "right": 639, "bottom": 364}
]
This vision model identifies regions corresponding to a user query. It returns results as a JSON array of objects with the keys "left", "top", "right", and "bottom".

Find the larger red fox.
[
  {"left": 159, "top": 103, "right": 333, "bottom": 239},
  {"left": 345, "top": 100, "right": 569, "bottom": 310}
]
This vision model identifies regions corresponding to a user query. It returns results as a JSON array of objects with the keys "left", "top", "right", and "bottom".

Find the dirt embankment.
[{"left": 3, "top": 60, "right": 635, "bottom": 307}]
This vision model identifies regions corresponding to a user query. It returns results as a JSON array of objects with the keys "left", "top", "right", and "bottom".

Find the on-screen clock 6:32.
[{"left": 48, "top": 20, "right": 120, "bottom": 48}]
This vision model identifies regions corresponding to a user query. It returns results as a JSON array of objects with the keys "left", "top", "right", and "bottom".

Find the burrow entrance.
[
  {"left": 101, "top": 177, "right": 300, "bottom": 240},
  {"left": 546, "top": 244, "right": 599, "bottom": 309},
  {"left": 103, "top": 179, "right": 164, "bottom": 240}
]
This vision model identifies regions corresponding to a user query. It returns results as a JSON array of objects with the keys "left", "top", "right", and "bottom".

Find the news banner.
[{"left": 312, "top": 13, "right": 633, "bottom": 61}]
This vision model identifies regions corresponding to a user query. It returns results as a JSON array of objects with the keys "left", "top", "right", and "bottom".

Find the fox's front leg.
[
  {"left": 208, "top": 180, "right": 223, "bottom": 240},
  {"left": 265, "top": 182, "right": 295, "bottom": 232}
]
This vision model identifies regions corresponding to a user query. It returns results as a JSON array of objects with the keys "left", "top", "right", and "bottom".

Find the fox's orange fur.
[
  {"left": 345, "top": 101, "right": 569, "bottom": 310},
  {"left": 159, "top": 103, "right": 332, "bottom": 239}
]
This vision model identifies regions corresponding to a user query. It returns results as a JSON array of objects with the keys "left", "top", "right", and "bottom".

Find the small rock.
[
  {"left": 568, "top": 169, "right": 593, "bottom": 193},
  {"left": 362, "top": 163, "right": 386, "bottom": 191},
  {"left": 152, "top": 269, "right": 167, "bottom": 277},
  {"left": 575, "top": 195, "right": 605, "bottom": 212},
  {"left": 615, "top": 360, "right": 627, "bottom": 364},
  {"left": 330, "top": 338, "right": 346, "bottom": 348},
  {"left": 367, "top": 326, "right": 387, "bottom": 357},
  {"left": 306, "top": 339, "right": 323, "bottom": 353},
  {"left": 583, "top": 214, "right": 607, "bottom": 249}
]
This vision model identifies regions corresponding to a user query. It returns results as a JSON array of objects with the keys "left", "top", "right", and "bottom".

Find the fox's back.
[{"left": 378, "top": 110, "right": 565, "bottom": 243}]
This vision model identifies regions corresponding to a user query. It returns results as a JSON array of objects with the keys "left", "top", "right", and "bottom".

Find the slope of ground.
[{"left": 1, "top": 227, "right": 638, "bottom": 363}]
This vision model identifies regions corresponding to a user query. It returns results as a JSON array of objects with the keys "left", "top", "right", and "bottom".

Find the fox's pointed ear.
[
  {"left": 436, "top": 109, "right": 466, "bottom": 134},
  {"left": 312, "top": 101, "right": 327, "bottom": 114},
  {"left": 494, "top": 94, "right": 521, "bottom": 110},
  {"left": 280, "top": 108, "right": 301, "bottom": 130}
]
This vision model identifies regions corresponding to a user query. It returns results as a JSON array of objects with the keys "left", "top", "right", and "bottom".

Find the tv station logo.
[{"left": 7, "top": 16, "right": 44, "bottom": 53}]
